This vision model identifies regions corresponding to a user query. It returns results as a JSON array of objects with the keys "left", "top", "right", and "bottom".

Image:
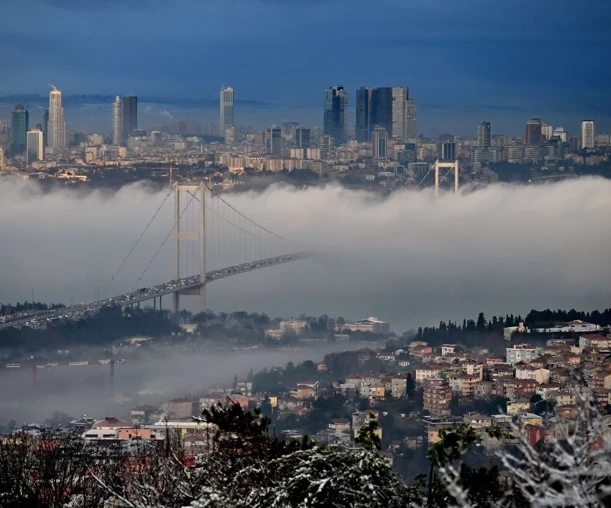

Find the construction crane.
[{"left": 0, "top": 359, "right": 127, "bottom": 393}]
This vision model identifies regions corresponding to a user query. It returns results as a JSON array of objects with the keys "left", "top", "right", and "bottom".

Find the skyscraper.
[
  {"left": 581, "top": 120, "right": 595, "bottom": 149},
  {"left": 112, "top": 96, "right": 123, "bottom": 146},
  {"left": 43, "top": 109, "right": 49, "bottom": 147},
  {"left": 0, "top": 147, "right": 3, "bottom": 170},
  {"left": 356, "top": 87, "right": 373, "bottom": 142},
  {"left": 477, "top": 121, "right": 491, "bottom": 149},
  {"left": 372, "top": 126, "right": 388, "bottom": 160},
  {"left": 48, "top": 87, "right": 65, "bottom": 149},
  {"left": 122, "top": 95, "right": 138, "bottom": 139},
  {"left": 220, "top": 86, "right": 234, "bottom": 133},
  {"left": 371, "top": 87, "right": 393, "bottom": 135},
  {"left": 323, "top": 86, "right": 348, "bottom": 145},
  {"left": 10, "top": 104, "right": 29, "bottom": 155},
  {"left": 405, "top": 99, "right": 417, "bottom": 139},
  {"left": 295, "top": 127, "right": 311, "bottom": 149},
  {"left": 525, "top": 118, "right": 542, "bottom": 146},
  {"left": 266, "top": 126, "right": 282, "bottom": 155},
  {"left": 440, "top": 141, "right": 456, "bottom": 161},
  {"left": 26, "top": 128, "right": 44, "bottom": 163},
  {"left": 391, "top": 87, "right": 409, "bottom": 140}
]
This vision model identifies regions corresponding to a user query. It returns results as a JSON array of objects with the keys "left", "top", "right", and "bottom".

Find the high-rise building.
[
  {"left": 10, "top": 104, "right": 29, "bottom": 155},
  {"left": 391, "top": 87, "right": 409, "bottom": 140},
  {"left": 541, "top": 123, "right": 553, "bottom": 141},
  {"left": 48, "top": 87, "right": 65, "bottom": 149},
  {"left": 477, "top": 121, "right": 491, "bottom": 149},
  {"left": 266, "top": 126, "right": 282, "bottom": 155},
  {"left": 112, "top": 96, "right": 123, "bottom": 146},
  {"left": 525, "top": 118, "right": 542, "bottom": 146},
  {"left": 220, "top": 86, "right": 234, "bottom": 133},
  {"left": 295, "top": 127, "right": 311, "bottom": 149},
  {"left": 356, "top": 87, "right": 373, "bottom": 142},
  {"left": 440, "top": 141, "right": 456, "bottom": 161},
  {"left": 323, "top": 86, "right": 348, "bottom": 145},
  {"left": 43, "top": 109, "right": 49, "bottom": 147},
  {"left": 0, "top": 147, "right": 4, "bottom": 170},
  {"left": 26, "top": 128, "right": 44, "bottom": 163},
  {"left": 371, "top": 87, "right": 393, "bottom": 135},
  {"left": 581, "top": 120, "right": 595, "bottom": 149},
  {"left": 122, "top": 95, "right": 138, "bottom": 140},
  {"left": 372, "top": 126, "right": 388, "bottom": 160},
  {"left": 405, "top": 99, "right": 417, "bottom": 139}
]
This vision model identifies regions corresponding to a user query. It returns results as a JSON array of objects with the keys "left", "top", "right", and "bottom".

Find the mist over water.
[{"left": 1, "top": 177, "right": 611, "bottom": 422}]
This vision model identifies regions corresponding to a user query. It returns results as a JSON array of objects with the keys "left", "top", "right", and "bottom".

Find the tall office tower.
[
  {"left": 524, "top": 117, "right": 542, "bottom": 145},
  {"left": 371, "top": 87, "right": 393, "bottom": 135},
  {"left": 391, "top": 87, "right": 409, "bottom": 140},
  {"left": 372, "top": 126, "right": 388, "bottom": 160},
  {"left": 295, "top": 127, "right": 311, "bottom": 149},
  {"left": 541, "top": 123, "right": 553, "bottom": 141},
  {"left": 356, "top": 87, "right": 373, "bottom": 142},
  {"left": 48, "top": 87, "right": 65, "bottom": 149},
  {"left": 405, "top": 99, "right": 417, "bottom": 139},
  {"left": 122, "top": 95, "right": 138, "bottom": 140},
  {"left": 43, "top": 109, "right": 49, "bottom": 147},
  {"left": 0, "top": 147, "right": 3, "bottom": 170},
  {"left": 266, "top": 126, "right": 282, "bottom": 155},
  {"left": 10, "top": 104, "right": 29, "bottom": 155},
  {"left": 581, "top": 120, "right": 595, "bottom": 149},
  {"left": 26, "top": 128, "right": 44, "bottom": 163},
  {"left": 112, "top": 96, "right": 123, "bottom": 146},
  {"left": 477, "top": 121, "right": 491, "bottom": 148},
  {"left": 323, "top": 85, "right": 348, "bottom": 145},
  {"left": 220, "top": 86, "right": 234, "bottom": 133},
  {"left": 440, "top": 141, "right": 456, "bottom": 161}
]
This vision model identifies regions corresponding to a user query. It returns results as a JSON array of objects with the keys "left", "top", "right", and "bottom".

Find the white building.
[
  {"left": 220, "top": 86, "right": 234, "bottom": 133},
  {"left": 26, "top": 129, "right": 44, "bottom": 163},
  {"left": 506, "top": 344, "right": 541, "bottom": 365},
  {"left": 112, "top": 96, "right": 123, "bottom": 146},
  {"left": 391, "top": 87, "right": 409, "bottom": 140},
  {"left": 48, "top": 87, "right": 65, "bottom": 149},
  {"left": 581, "top": 120, "right": 595, "bottom": 149}
]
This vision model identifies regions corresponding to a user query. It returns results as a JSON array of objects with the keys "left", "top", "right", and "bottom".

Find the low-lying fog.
[{"left": 0, "top": 343, "right": 374, "bottom": 425}]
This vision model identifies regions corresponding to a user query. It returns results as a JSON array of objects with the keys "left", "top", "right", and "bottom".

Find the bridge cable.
[
  {"left": 136, "top": 190, "right": 198, "bottom": 283},
  {"left": 108, "top": 187, "right": 173, "bottom": 283}
]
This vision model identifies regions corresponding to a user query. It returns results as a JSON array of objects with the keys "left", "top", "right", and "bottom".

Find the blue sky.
[{"left": 1, "top": 0, "right": 610, "bottom": 131}]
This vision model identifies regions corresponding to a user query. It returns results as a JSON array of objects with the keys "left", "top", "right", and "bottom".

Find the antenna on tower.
[{"left": 49, "top": 84, "right": 57, "bottom": 91}]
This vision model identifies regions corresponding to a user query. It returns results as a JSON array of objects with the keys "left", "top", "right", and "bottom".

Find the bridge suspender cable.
[
  {"left": 108, "top": 188, "right": 173, "bottom": 283},
  {"left": 136, "top": 189, "right": 199, "bottom": 283}
]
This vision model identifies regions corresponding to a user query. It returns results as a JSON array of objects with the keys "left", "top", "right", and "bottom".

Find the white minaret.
[
  {"left": 112, "top": 96, "right": 123, "bottom": 146},
  {"left": 48, "top": 86, "right": 65, "bottom": 149}
]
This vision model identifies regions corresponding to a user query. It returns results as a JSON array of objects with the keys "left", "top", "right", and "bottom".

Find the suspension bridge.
[{"left": 1, "top": 182, "right": 309, "bottom": 330}]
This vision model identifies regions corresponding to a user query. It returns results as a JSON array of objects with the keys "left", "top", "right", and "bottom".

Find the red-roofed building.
[{"left": 92, "top": 417, "right": 131, "bottom": 430}]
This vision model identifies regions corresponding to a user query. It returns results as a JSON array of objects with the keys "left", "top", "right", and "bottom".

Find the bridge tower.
[
  {"left": 434, "top": 160, "right": 460, "bottom": 196},
  {"left": 173, "top": 183, "right": 206, "bottom": 316}
]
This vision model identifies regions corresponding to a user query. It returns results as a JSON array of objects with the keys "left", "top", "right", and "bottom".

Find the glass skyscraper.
[
  {"left": 10, "top": 104, "right": 29, "bottom": 155},
  {"left": 220, "top": 87, "right": 234, "bottom": 133},
  {"left": 356, "top": 87, "right": 373, "bottom": 142},
  {"left": 122, "top": 95, "right": 138, "bottom": 139},
  {"left": 323, "top": 86, "right": 348, "bottom": 145}
]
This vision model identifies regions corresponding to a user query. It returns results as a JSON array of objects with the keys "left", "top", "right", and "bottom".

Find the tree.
[{"left": 355, "top": 413, "right": 382, "bottom": 452}]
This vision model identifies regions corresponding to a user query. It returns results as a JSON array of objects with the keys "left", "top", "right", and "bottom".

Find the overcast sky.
[{"left": 1, "top": 0, "right": 610, "bottom": 124}]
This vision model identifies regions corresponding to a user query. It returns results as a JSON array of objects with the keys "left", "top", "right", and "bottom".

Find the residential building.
[
  {"left": 423, "top": 416, "right": 457, "bottom": 445},
  {"left": 26, "top": 128, "right": 44, "bottom": 163},
  {"left": 10, "top": 104, "right": 29, "bottom": 155},
  {"left": 463, "top": 413, "right": 493, "bottom": 429},
  {"left": 220, "top": 86, "right": 234, "bottom": 133},
  {"left": 352, "top": 410, "right": 381, "bottom": 439},
  {"left": 581, "top": 120, "right": 595, "bottom": 149},
  {"left": 372, "top": 126, "right": 388, "bottom": 159},
  {"left": 323, "top": 86, "right": 348, "bottom": 145},
  {"left": 477, "top": 121, "right": 491, "bottom": 148},
  {"left": 280, "top": 319, "right": 307, "bottom": 334},
  {"left": 92, "top": 417, "right": 131, "bottom": 430},
  {"left": 441, "top": 344, "right": 457, "bottom": 356},
  {"left": 449, "top": 375, "right": 479, "bottom": 397},
  {"left": 506, "top": 344, "right": 541, "bottom": 365},
  {"left": 423, "top": 383, "right": 452, "bottom": 416},
  {"left": 356, "top": 87, "right": 373, "bottom": 142},
  {"left": 167, "top": 398, "right": 194, "bottom": 419},
  {"left": 506, "top": 399, "right": 531, "bottom": 415},
  {"left": 390, "top": 375, "right": 407, "bottom": 398},
  {"left": 579, "top": 334, "right": 611, "bottom": 350},
  {"left": 122, "top": 95, "right": 138, "bottom": 139},
  {"left": 112, "top": 96, "right": 123, "bottom": 146},
  {"left": 340, "top": 317, "right": 390, "bottom": 334}
]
